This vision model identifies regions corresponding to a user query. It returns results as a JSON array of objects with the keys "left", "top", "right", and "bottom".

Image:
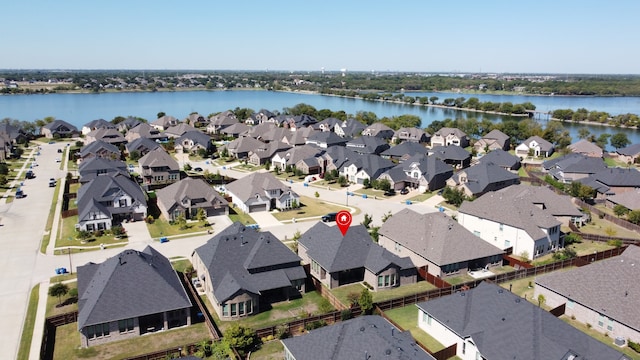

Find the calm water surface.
[{"left": 1, "top": 90, "right": 639, "bottom": 149}]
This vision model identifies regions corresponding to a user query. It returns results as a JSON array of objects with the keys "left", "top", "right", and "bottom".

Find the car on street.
[
  {"left": 26, "top": 170, "right": 35, "bottom": 179},
  {"left": 194, "top": 167, "right": 203, "bottom": 172},
  {"left": 49, "top": 178, "right": 56, "bottom": 187},
  {"left": 400, "top": 188, "right": 409, "bottom": 195},
  {"left": 322, "top": 212, "right": 337, "bottom": 222},
  {"left": 384, "top": 189, "right": 396, "bottom": 196},
  {"left": 15, "top": 189, "right": 26, "bottom": 198},
  {"left": 57, "top": 149, "right": 63, "bottom": 153},
  {"left": 55, "top": 158, "right": 61, "bottom": 163}
]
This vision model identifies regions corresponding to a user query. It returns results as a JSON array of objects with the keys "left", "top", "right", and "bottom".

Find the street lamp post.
[
  {"left": 346, "top": 186, "right": 350, "bottom": 206},
  {"left": 68, "top": 247, "right": 73, "bottom": 274}
]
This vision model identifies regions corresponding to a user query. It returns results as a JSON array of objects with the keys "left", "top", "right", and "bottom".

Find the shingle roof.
[
  {"left": 363, "top": 122, "right": 394, "bottom": 137},
  {"left": 346, "top": 136, "right": 390, "bottom": 154},
  {"left": 209, "top": 110, "right": 238, "bottom": 126},
  {"left": 429, "top": 145, "right": 471, "bottom": 161},
  {"left": 379, "top": 209, "right": 503, "bottom": 266},
  {"left": 83, "top": 118, "right": 115, "bottom": 130},
  {"left": 156, "top": 178, "right": 227, "bottom": 213},
  {"left": 458, "top": 185, "right": 572, "bottom": 240},
  {"left": 306, "top": 131, "right": 348, "bottom": 146},
  {"left": 522, "top": 135, "right": 554, "bottom": 152},
  {"left": 299, "top": 223, "right": 413, "bottom": 273},
  {"left": 193, "top": 222, "right": 305, "bottom": 303},
  {"left": 77, "top": 246, "right": 192, "bottom": 328},
  {"left": 579, "top": 167, "right": 640, "bottom": 188},
  {"left": 381, "top": 142, "right": 429, "bottom": 158},
  {"left": 433, "top": 127, "right": 467, "bottom": 139},
  {"left": 176, "top": 131, "right": 212, "bottom": 148},
  {"left": 138, "top": 148, "right": 179, "bottom": 170},
  {"left": 568, "top": 139, "right": 603, "bottom": 156},
  {"left": 77, "top": 174, "right": 147, "bottom": 221},
  {"left": 616, "top": 143, "right": 640, "bottom": 157},
  {"left": 536, "top": 245, "right": 640, "bottom": 334},
  {"left": 282, "top": 315, "right": 435, "bottom": 360},
  {"left": 450, "top": 162, "right": 520, "bottom": 195},
  {"left": 125, "top": 137, "right": 160, "bottom": 154},
  {"left": 346, "top": 154, "right": 395, "bottom": 179},
  {"left": 542, "top": 153, "right": 607, "bottom": 174},
  {"left": 477, "top": 149, "right": 520, "bottom": 169},
  {"left": 416, "top": 282, "right": 628, "bottom": 360},
  {"left": 165, "top": 123, "right": 198, "bottom": 137},
  {"left": 226, "top": 172, "right": 297, "bottom": 203},
  {"left": 335, "top": 118, "right": 366, "bottom": 137},
  {"left": 482, "top": 129, "right": 509, "bottom": 143},
  {"left": 42, "top": 119, "right": 78, "bottom": 132},
  {"left": 79, "top": 140, "right": 121, "bottom": 158},
  {"left": 78, "top": 157, "right": 129, "bottom": 182},
  {"left": 401, "top": 154, "right": 452, "bottom": 182},
  {"left": 607, "top": 190, "right": 640, "bottom": 210},
  {"left": 220, "top": 122, "right": 249, "bottom": 136},
  {"left": 224, "top": 136, "right": 264, "bottom": 154}
]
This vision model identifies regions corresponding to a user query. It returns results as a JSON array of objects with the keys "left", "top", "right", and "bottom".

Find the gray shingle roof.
[
  {"left": 155, "top": 178, "right": 227, "bottom": 213},
  {"left": 401, "top": 154, "right": 452, "bottom": 183},
  {"left": 449, "top": 162, "right": 520, "bottom": 195},
  {"left": 522, "top": 135, "right": 554, "bottom": 152},
  {"left": 335, "top": 118, "right": 366, "bottom": 137},
  {"left": 224, "top": 136, "right": 264, "bottom": 154},
  {"left": 379, "top": 209, "right": 503, "bottom": 266},
  {"left": 346, "top": 136, "right": 390, "bottom": 155},
  {"left": 282, "top": 315, "right": 435, "bottom": 360},
  {"left": 477, "top": 149, "right": 520, "bottom": 169},
  {"left": 458, "top": 184, "right": 575, "bottom": 240},
  {"left": 543, "top": 153, "right": 607, "bottom": 173},
  {"left": 77, "top": 246, "right": 192, "bottom": 328},
  {"left": 42, "top": 119, "right": 78, "bottom": 132},
  {"left": 306, "top": 131, "right": 348, "bottom": 146},
  {"left": 299, "top": 223, "right": 413, "bottom": 273},
  {"left": 220, "top": 122, "right": 249, "bottom": 136},
  {"left": 165, "top": 123, "right": 198, "bottom": 137},
  {"left": 429, "top": 145, "right": 471, "bottom": 161},
  {"left": 482, "top": 129, "right": 509, "bottom": 143},
  {"left": 381, "top": 141, "right": 429, "bottom": 158},
  {"left": 568, "top": 139, "right": 603, "bottom": 156},
  {"left": 193, "top": 222, "right": 305, "bottom": 303},
  {"left": 616, "top": 143, "right": 640, "bottom": 157},
  {"left": 78, "top": 157, "right": 129, "bottom": 182},
  {"left": 176, "top": 131, "right": 212, "bottom": 148},
  {"left": 416, "top": 282, "right": 628, "bottom": 360},
  {"left": 83, "top": 118, "right": 115, "bottom": 130},
  {"left": 125, "top": 137, "right": 160, "bottom": 154},
  {"left": 607, "top": 190, "right": 640, "bottom": 210},
  {"left": 79, "top": 140, "right": 121, "bottom": 158},
  {"left": 345, "top": 153, "right": 395, "bottom": 180},
  {"left": 579, "top": 167, "right": 640, "bottom": 188},
  {"left": 226, "top": 172, "right": 297, "bottom": 204},
  {"left": 77, "top": 174, "right": 147, "bottom": 221},
  {"left": 536, "top": 245, "right": 640, "bottom": 335},
  {"left": 209, "top": 110, "right": 238, "bottom": 126},
  {"left": 139, "top": 148, "right": 179, "bottom": 170},
  {"left": 274, "top": 144, "right": 324, "bottom": 166},
  {"left": 433, "top": 127, "right": 467, "bottom": 139}
]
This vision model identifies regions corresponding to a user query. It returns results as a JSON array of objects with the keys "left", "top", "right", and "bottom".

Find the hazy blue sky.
[{"left": 2, "top": 0, "right": 638, "bottom": 74}]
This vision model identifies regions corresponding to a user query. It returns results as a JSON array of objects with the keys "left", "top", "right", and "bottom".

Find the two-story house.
[
  {"left": 138, "top": 148, "right": 181, "bottom": 190},
  {"left": 226, "top": 172, "right": 299, "bottom": 213},
  {"left": 430, "top": 127, "right": 469, "bottom": 148}
]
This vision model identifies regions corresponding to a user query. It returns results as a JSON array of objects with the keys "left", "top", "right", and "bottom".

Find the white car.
[{"left": 55, "top": 158, "right": 61, "bottom": 163}]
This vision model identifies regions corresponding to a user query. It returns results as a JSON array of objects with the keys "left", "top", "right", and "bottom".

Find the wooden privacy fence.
[
  {"left": 254, "top": 307, "right": 363, "bottom": 339},
  {"left": 40, "top": 311, "right": 78, "bottom": 360},
  {"left": 181, "top": 272, "right": 221, "bottom": 340},
  {"left": 574, "top": 198, "right": 640, "bottom": 234}
]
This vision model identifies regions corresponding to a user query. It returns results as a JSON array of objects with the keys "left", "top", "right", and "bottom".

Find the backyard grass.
[
  {"left": 331, "top": 282, "right": 439, "bottom": 307},
  {"left": 578, "top": 217, "right": 640, "bottom": 239},
  {"left": 146, "top": 215, "right": 209, "bottom": 238},
  {"left": 16, "top": 284, "right": 39, "bottom": 360},
  {"left": 57, "top": 215, "right": 127, "bottom": 248},
  {"left": 560, "top": 315, "right": 640, "bottom": 359},
  {"left": 228, "top": 207, "right": 257, "bottom": 225},
  {"left": 384, "top": 306, "right": 446, "bottom": 352},
  {"left": 532, "top": 241, "right": 615, "bottom": 266},
  {"left": 272, "top": 196, "right": 353, "bottom": 221},
  {"left": 171, "top": 258, "right": 193, "bottom": 273},
  {"left": 249, "top": 340, "right": 284, "bottom": 360},
  {"left": 211, "top": 291, "right": 331, "bottom": 333},
  {"left": 498, "top": 275, "right": 538, "bottom": 304},
  {"left": 46, "top": 282, "right": 78, "bottom": 317},
  {"left": 53, "top": 322, "right": 210, "bottom": 360},
  {"left": 41, "top": 179, "right": 62, "bottom": 253}
]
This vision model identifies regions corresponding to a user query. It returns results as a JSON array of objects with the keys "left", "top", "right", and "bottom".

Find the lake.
[{"left": 1, "top": 90, "right": 639, "bottom": 150}]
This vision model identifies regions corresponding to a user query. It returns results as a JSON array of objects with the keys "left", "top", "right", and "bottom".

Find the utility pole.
[{"left": 68, "top": 247, "right": 73, "bottom": 274}]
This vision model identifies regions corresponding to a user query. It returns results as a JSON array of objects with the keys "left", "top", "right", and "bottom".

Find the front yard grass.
[
  {"left": 384, "top": 305, "right": 446, "bottom": 352},
  {"left": 407, "top": 192, "right": 435, "bottom": 202},
  {"left": 311, "top": 180, "right": 346, "bottom": 191},
  {"left": 41, "top": 179, "right": 62, "bottom": 253},
  {"left": 272, "top": 196, "right": 353, "bottom": 221},
  {"left": 228, "top": 206, "right": 257, "bottom": 225},
  {"left": 146, "top": 215, "right": 209, "bottom": 238},
  {"left": 53, "top": 322, "right": 210, "bottom": 360},
  {"left": 57, "top": 215, "right": 127, "bottom": 248},
  {"left": 211, "top": 291, "right": 331, "bottom": 333},
  {"left": 16, "top": 284, "right": 39, "bottom": 360}
]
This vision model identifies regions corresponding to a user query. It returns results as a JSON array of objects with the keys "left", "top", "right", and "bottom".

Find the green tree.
[
  {"left": 129, "top": 150, "right": 141, "bottom": 161},
  {"left": 537, "top": 294, "right": 546, "bottom": 308},
  {"left": 358, "top": 288, "right": 374, "bottom": 315},
  {"left": 361, "top": 213, "right": 373, "bottom": 229},
  {"left": 442, "top": 186, "right": 466, "bottom": 207},
  {"left": 595, "top": 133, "right": 611, "bottom": 149},
  {"left": 628, "top": 210, "right": 640, "bottom": 224},
  {"left": 195, "top": 208, "right": 207, "bottom": 227},
  {"left": 337, "top": 175, "right": 347, "bottom": 187},
  {"left": 613, "top": 204, "right": 629, "bottom": 218},
  {"left": 224, "top": 324, "right": 258, "bottom": 355},
  {"left": 176, "top": 214, "right": 187, "bottom": 230},
  {"left": 362, "top": 178, "right": 371, "bottom": 189},
  {"left": 381, "top": 211, "right": 392, "bottom": 223},
  {"left": 0, "top": 163, "right": 8, "bottom": 175},
  {"left": 157, "top": 112, "right": 165, "bottom": 118},
  {"left": 610, "top": 132, "right": 631, "bottom": 150},
  {"left": 577, "top": 128, "right": 591, "bottom": 139},
  {"left": 49, "top": 282, "right": 69, "bottom": 305},
  {"left": 0, "top": 175, "right": 6, "bottom": 186},
  {"left": 314, "top": 191, "right": 320, "bottom": 199},
  {"left": 377, "top": 179, "right": 391, "bottom": 192}
]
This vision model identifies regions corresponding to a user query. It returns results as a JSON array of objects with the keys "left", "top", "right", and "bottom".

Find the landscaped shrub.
[
  {"left": 305, "top": 320, "right": 326, "bottom": 331},
  {"left": 629, "top": 340, "right": 640, "bottom": 353},
  {"left": 145, "top": 215, "right": 155, "bottom": 224},
  {"left": 340, "top": 309, "right": 352, "bottom": 321}
]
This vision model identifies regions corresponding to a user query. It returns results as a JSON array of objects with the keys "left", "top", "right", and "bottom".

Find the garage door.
[
  {"left": 357, "top": 178, "right": 365, "bottom": 184},
  {"left": 206, "top": 207, "right": 227, "bottom": 217},
  {"left": 249, "top": 204, "right": 267, "bottom": 212}
]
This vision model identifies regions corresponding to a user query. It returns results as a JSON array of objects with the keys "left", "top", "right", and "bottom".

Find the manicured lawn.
[
  {"left": 249, "top": 340, "right": 284, "bottom": 360},
  {"left": 518, "top": 167, "right": 529, "bottom": 177},
  {"left": 384, "top": 306, "right": 446, "bottom": 352},
  {"left": 407, "top": 192, "right": 435, "bottom": 202},
  {"left": 41, "top": 179, "right": 62, "bottom": 253},
  {"left": 578, "top": 217, "right": 640, "bottom": 239},
  {"left": 233, "top": 163, "right": 260, "bottom": 172},
  {"left": 532, "top": 241, "right": 615, "bottom": 266},
  {"left": 311, "top": 180, "right": 346, "bottom": 191},
  {"left": 46, "top": 282, "right": 78, "bottom": 317},
  {"left": 498, "top": 275, "right": 538, "bottom": 303},
  {"left": 212, "top": 291, "right": 331, "bottom": 333},
  {"left": 331, "top": 282, "right": 438, "bottom": 307},
  {"left": 560, "top": 315, "right": 640, "bottom": 359},
  {"left": 53, "top": 322, "right": 210, "bottom": 360},
  {"left": 146, "top": 215, "right": 209, "bottom": 238},
  {"left": 170, "top": 258, "right": 193, "bottom": 273},
  {"left": 228, "top": 207, "right": 257, "bottom": 225},
  {"left": 16, "top": 284, "right": 39, "bottom": 360},
  {"left": 272, "top": 196, "right": 352, "bottom": 221},
  {"left": 57, "top": 215, "right": 127, "bottom": 248}
]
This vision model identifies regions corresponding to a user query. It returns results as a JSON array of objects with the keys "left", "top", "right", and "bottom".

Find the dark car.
[
  {"left": 26, "top": 170, "right": 35, "bottom": 179},
  {"left": 400, "top": 188, "right": 409, "bottom": 195},
  {"left": 15, "top": 189, "right": 26, "bottom": 198},
  {"left": 322, "top": 212, "right": 337, "bottom": 222},
  {"left": 49, "top": 178, "right": 56, "bottom": 187},
  {"left": 384, "top": 189, "right": 396, "bottom": 196},
  {"left": 57, "top": 148, "right": 63, "bottom": 153},
  {"left": 194, "top": 167, "right": 203, "bottom": 172}
]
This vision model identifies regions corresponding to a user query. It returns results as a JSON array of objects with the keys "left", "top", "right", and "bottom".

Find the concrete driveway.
[{"left": 249, "top": 211, "right": 282, "bottom": 228}]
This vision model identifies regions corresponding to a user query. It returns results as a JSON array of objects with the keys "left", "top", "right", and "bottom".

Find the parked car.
[
  {"left": 15, "top": 189, "right": 26, "bottom": 198},
  {"left": 384, "top": 189, "right": 396, "bottom": 196},
  {"left": 49, "top": 178, "right": 56, "bottom": 187},
  {"left": 400, "top": 188, "right": 409, "bottom": 195},
  {"left": 25, "top": 170, "right": 35, "bottom": 179},
  {"left": 55, "top": 158, "right": 61, "bottom": 163},
  {"left": 57, "top": 148, "right": 63, "bottom": 153},
  {"left": 194, "top": 167, "right": 203, "bottom": 172},
  {"left": 322, "top": 212, "right": 337, "bottom": 222}
]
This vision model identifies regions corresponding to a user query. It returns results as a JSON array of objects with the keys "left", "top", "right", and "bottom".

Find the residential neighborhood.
[{"left": 1, "top": 106, "right": 639, "bottom": 360}]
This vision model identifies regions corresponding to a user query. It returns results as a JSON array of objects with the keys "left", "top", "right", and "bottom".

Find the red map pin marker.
[{"left": 336, "top": 210, "right": 352, "bottom": 236}]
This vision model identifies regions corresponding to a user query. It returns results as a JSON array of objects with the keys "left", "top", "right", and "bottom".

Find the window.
[
  {"left": 598, "top": 314, "right": 604, "bottom": 327},
  {"left": 427, "top": 314, "right": 432, "bottom": 325},
  {"left": 87, "top": 323, "right": 110, "bottom": 339},
  {"left": 473, "top": 230, "right": 481, "bottom": 237},
  {"left": 607, "top": 318, "right": 614, "bottom": 331},
  {"left": 118, "top": 318, "right": 134, "bottom": 333},
  {"left": 462, "top": 341, "right": 466, "bottom": 355},
  {"left": 499, "top": 223, "right": 504, "bottom": 231},
  {"left": 239, "top": 302, "right": 245, "bottom": 316},
  {"left": 119, "top": 199, "right": 127, "bottom": 207},
  {"left": 394, "top": 242, "right": 402, "bottom": 252},
  {"left": 378, "top": 276, "right": 384, "bottom": 287},
  {"left": 311, "top": 260, "right": 321, "bottom": 275},
  {"left": 231, "top": 303, "right": 237, "bottom": 316},
  {"left": 246, "top": 300, "right": 252, "bottom": 315},
  {"left": 222, "top": 304, "right": 229, "bottom": 317},
  {"left": 384, "top": 275, "right": 390, "bottom": 287}
]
